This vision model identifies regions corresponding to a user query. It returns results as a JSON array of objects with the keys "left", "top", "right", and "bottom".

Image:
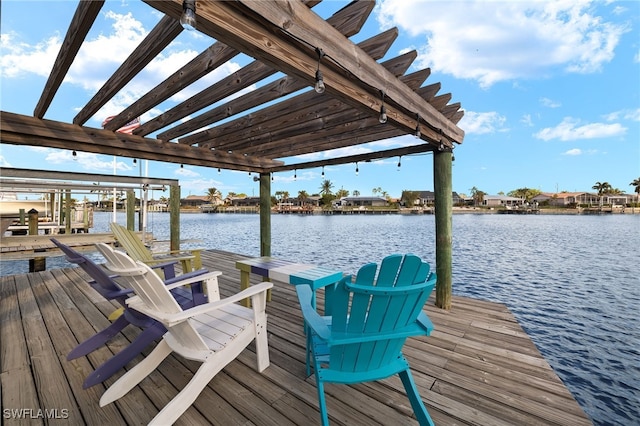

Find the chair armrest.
[
  {"left": 129, "top": 281, "right": 273, "bottom": 327},
  {"left": 142, "top": 256, "right": 194, "bottom": 264},
  {"left": 296, "top": 285, "right": 332, "bottom": 340},
  {"left": 150, "top": 260, "right": 179, "bottom": 269},
  {"left": 417, "top": 311, "right": 435, "bottom": 335},
  {"left": 103, "top": 288, "right": 135, "bottom": 299},
  {"left": 163, "top": 268, "right": 209, "bottom": 285},
  {"left": 163, "top": 270, "right": 221, "bottom": 291}
]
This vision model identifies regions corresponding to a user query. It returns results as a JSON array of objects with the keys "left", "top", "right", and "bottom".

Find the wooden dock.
[{"left": 0, "top": 250, "right": 592, "bottom": 425}]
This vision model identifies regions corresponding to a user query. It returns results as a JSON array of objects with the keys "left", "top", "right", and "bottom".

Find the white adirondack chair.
[{"left": 94, "top": 243, "right": 273, "bottom": 425}]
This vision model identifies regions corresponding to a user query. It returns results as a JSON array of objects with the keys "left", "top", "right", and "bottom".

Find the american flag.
[{"left": 102, "top": 116, "right": 141, "bottom": 134}]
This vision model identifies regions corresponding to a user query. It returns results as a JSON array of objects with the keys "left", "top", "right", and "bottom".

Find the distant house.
[
  {"left": 532, "top": 192, "right": 599, "bottom": 207},
  {"left": 403, "top": 190, "right": 463, "bottom": 206},
  {"left": 334, "top": 196, "right": 388, "bottom": 208},
  {"left": 482, "top": 195, "right": 524, "bottom": 207},
  {"left": 181, "top": 195, "right": 209, "bottom": 208},
  {"left": 228, "top": 196, "right": 261, "bottom": 207}
]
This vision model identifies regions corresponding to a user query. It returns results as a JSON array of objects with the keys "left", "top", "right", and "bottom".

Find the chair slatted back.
[
  {"left": 110, "top": 222, "right": 155, "bottom": 263},
  {"left": 328, "top": 254, "right": 435, "bottom": 373},
  {"left": 51, "top": 238, "right": 129, "bottom": 306},
  {"left": 95, "top": 243, "right": 209, "bottom": 352}
]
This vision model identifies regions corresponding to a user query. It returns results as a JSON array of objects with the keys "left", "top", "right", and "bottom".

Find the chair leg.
[
  {"left": 315, "top": 375, "right": 330, "bottom": 426},
  {"left": 67, "top": 315, "right": 129, "bottom": 360},
  {"left": 83, "top": 322, "right": 166, "bottom": 388},
  {"left": 100, "top": 339, "right": 172, "bottom": 407},
  {"left": 148, "top": 360, "right": 224, "bottom": 426},
  {"left": 398, "top": 369, "right": 434, "bottom": 426}
]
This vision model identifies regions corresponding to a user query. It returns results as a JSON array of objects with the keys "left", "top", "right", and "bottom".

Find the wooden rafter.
[
  {"left": 34, "top": 0, "right": 105, "bottom": 119},
  {"left": 161, "top": 27, "right": 399, "bottom": 142},
  {"left": 3, "top": 0, "right": 465, "bottom": 173},
  {"left": 145, "top": 0, "right": 464, "bottom": 148},
  {"left": 73, "top": 15, "right": 184, "bottom": 125},
  {"left": 1, "top": 112, "right": 283, "bottom": 171}
]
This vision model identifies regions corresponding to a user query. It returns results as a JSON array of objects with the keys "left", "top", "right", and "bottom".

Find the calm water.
[{"left": 2, "top": 212, "right": 639, "bottom": 425}]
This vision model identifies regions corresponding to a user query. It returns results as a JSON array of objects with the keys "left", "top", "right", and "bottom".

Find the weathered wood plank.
[{"left": 1, "top": 250, "right": 592, "bottom": 426}]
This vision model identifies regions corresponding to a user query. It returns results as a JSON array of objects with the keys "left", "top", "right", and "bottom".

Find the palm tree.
[
  {"left": 319, "top": 179, "right": 334, "bottom": 196},
  {"left": 206, "top": 187, "right": 221, "bottom": 205},
  {"left": 592, "top": 181, "right": 612, "bottom": 206},
  {"left": 469, "top": 186, "right": 485, "bottom": 207},
  {"left": 297, "top": 190, "right": 309, "bottom": 208},
  {"left": 630, "top": 178, "right": 640, "bottom": 207}
]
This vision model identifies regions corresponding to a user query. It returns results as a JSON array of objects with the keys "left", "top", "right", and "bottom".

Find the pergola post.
[
  {"left": 259, "top": 173, "right": 271, "bottom": 257},
  {"left": 65, "top": 189, "right": 72, "bottom": 234},
  {"left": 433, "top": 150, "right": 453, "bottom": 309},
  {"left": 170, "top": 184, "right": 181, "bottom": 251},
  {"left": 126, "top": 190, "right": 135, "bottom": 230}
]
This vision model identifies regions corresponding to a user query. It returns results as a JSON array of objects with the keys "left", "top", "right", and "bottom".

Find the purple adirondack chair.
[{"left": 51, "top": 238, "right": 208, "bottom": 388}]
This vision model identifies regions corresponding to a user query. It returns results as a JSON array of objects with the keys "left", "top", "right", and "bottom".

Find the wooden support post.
[
  {"left": 126, "top": 190, "right": 135, "bottom": 230},
  {"left": 65, "top": 189, "right": 72, "bottom": 234},
  {"left": 433, "top": 150, "right": 453, "bottom": 309},
  {"left": 28, "top": 208, "right": 46, "bottom": 272},
  {"left": 259, "top": 172, "right": 272, "bottom": 302},
  {"left": 169, "top": 184, "right": 180, "bottom": 252},
  {"left": 259, "top": 173, "right": 271, "bottom": 257},
  {"left": 19, "top": 208, "right": 26, "bottom": 225}
]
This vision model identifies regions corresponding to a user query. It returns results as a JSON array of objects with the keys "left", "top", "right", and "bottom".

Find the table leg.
[{"left": 240, "top": 270, "right": 251, "bottom": 307}]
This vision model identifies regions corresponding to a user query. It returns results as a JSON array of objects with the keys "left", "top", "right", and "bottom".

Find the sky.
[{"left": 1, "top": 0, "right": 639, "bottom": 201}]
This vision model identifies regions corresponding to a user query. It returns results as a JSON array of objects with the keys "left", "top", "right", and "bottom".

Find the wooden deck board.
[{"left": 0, "top": 249, "right": 592, "bottom": 425}]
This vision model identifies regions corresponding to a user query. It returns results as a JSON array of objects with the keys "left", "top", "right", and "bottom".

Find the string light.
[
  {"left": 180, "top": 164, "right": 184, "bottom": 168},
  {"left": 355, "top": 162, "right": 359, "bottom": 176},
  {"left": 314, "top": 47, "right": 325, "bottom": 94},
  {"left": 217, "top": 168, "right": 221, "bottom": 174},
  {"left": 414, "top": 114, "right": 421, "bottom": 138},
  {"left": 180, "top": 0, "right": 196, "bottom": 31},
  {"left": 294, "top": 169, "right": 297, "bottom": 180},
  {"left": 321, "top": 166, "right": 325, "bottom": 178},
  {"left": 72, "top": 150, "right": 77, "bottom": 160},
  {"left": 133, "top": 158, "right": 137, "bottom": 164},
  {"left": 378, "top": 90, "right": 387, "bottom": 124},
  {"left": 397, "top": 156, "right": 402, "bottom": 171}
]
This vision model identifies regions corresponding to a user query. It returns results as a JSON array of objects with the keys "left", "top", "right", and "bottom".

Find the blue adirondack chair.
[
  {"left": 297, "top": 254, "right": 437, "bottom": 426},
  {"left": 51, "top": 238, "right": 208, "bottom": 388}
]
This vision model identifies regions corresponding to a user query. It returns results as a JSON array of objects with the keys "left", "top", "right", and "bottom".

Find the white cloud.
[
  {"left": 377, "top": 0, "right": 627, "bottom": 88},
  {"left": 458, "top": 111, "right": 507, "bottom": 134},
  {"left": 534, "top": 117, "right": 626, "bottom": 141},
  {"left": 521, "top": 114, "right": 534, "bottom": 127},
  {"left": 540, "top": 97, "right": 561, "bottom": 108},
  {"left": 0, "top": 155, "right": 12, "bottom": 167},
  {"left": 564, "top": 148, "right": 582, "bottom": 155},
  {"left": 175, "top": 167, "right": 200, "bottom": 178}
]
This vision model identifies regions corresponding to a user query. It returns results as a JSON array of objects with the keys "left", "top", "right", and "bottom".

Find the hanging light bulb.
[
  {"left": 379, "top": 90, "right": 387, "bottom": 124},
  {"left": 133, "top": 158, "right": 137, "bottom": 164},
  {"left": 355, "top": 162, "right": 359, "bottom": 176},
  {"left": 314, "top": 47, "right": 325, "bottom": 94},
  {"left": 217, "top": 168, "right": 221, "bottom": 174},
  {"left": 180, "top": 164, "right": 184, "bottom": 168},
  {"left": 180, "top": 0, "right": 197, "bottom": 31},
  {"left": 271, "top": 173, "right": 274, "bottom": 181},
  {"left": 397, "top": 156, "right": 402, "bottom": 171},
  {"left": 72, "top": 150, "right": 77, "bottom": 160},
  {"left": 294, "top": 169, "right": 297, "bottom": 180},
  {"left": 321, "top": 166, "right": 325, "bottom": 178},
  {"left": 414, "top": 114, "right": 421, "bottom": 138}
]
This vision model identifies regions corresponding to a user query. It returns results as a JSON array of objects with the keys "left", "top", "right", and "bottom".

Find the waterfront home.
[
  {"left": 482, "top": 195, "right": 525, "bottom": 208},
  {"left": 402, "top": 190, "right": 464, "bottom": 207},
  {"left": 333, "top": 196, "right": 388, "bottom": 208},
  {"left": 533, "top": 192, "right": 599, "bottom": 207}
]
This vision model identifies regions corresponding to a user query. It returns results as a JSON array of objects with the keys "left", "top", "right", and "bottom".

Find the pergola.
[{"left": 0, "top": 0, "right": 465, "bottom": 308}]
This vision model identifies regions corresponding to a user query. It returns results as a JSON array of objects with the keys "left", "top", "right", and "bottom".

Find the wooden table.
[{"left": 235, "top": 257, "right": 343, "bottom": 307}]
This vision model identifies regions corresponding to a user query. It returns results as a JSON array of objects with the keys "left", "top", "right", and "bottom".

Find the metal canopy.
[{"left": 0, "top": 0, "right": 464, "bottom": 173}]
